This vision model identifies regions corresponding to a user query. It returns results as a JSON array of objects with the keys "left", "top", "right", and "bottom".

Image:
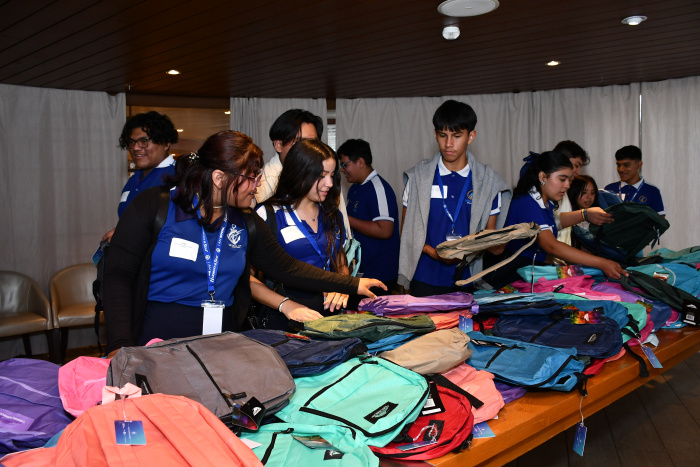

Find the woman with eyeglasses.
[
  {"left": 102, "top": 131, "right": 385, "bottom": 356},
  {"left": 101, "top": 112, "right": 179, "bottom": 243},
  {"left": 254, "top": 139, "right": 354, "bottom": 330}
]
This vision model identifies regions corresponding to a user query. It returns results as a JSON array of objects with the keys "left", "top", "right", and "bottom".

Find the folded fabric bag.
[
  {"left": 441, "top": 362, "right": 505, "bottom": 424},
  {"left": 58, "top": 356, "right": 110, "bottom": 417},
  {"left": 301, "top": 314, "right": 435, "bottom": 343},
  {"left": 379, "top": 329, "right": 472, "bottom": 374},
  {"left": 241, "top": 423, "right": 378, "bottom": 466},
  {"left": 358, "top": 292, "right": 474, "bottom": 316},
  {"left": 0, "top": 394, "right": 262, "bottom": 467},
  {"left": 276, "top": 356, "right": 428, "bottom": 447}
]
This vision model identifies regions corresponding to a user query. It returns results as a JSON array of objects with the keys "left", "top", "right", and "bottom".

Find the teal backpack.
[
  {"left": 276, "top": 356, "right": 429, "bottom": 447},
  {"left": 242, "top": 423, "right": 378, "bottom": 466}
]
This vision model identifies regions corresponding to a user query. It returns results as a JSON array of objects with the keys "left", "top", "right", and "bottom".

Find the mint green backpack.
[
  {"left": 241, "top": 423, "right": 378, "bottom": 466},
  {"left": 276, "top": 356, "right": 428, "bottom": 447}
]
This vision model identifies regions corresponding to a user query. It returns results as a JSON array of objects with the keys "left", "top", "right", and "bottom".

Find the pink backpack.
[
  {"left": 441, "top": 363, "right": 504, "bottom": 424},
  {"left": 58, "top": 356, "right": 110, "bottom": 417}
]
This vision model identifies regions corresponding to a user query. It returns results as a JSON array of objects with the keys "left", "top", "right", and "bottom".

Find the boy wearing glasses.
[
  {"left": 399, "top": 100, "right": 511, "bottom": 296},
  {"left": 339, "top": 139, "right": 399, "bottom": 291},
  {"left": 103, "top": 112, "right": 179, "bottom": 242}
]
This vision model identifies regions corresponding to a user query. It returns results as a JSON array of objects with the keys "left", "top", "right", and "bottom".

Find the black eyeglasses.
[
  {"left": 126, "top": 137, "right": 152, "bottom": 149},
  {"left": 340, "top": 160, "right": 353, "bottom": 170}
]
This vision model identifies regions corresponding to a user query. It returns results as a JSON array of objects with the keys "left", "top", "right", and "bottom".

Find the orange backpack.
[{"left": 1, "top": 394, "right": 262, "bottom": 467}]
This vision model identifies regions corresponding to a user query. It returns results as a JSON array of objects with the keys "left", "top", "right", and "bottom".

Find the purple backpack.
[
  {"left": 358, "top": 292, "right": 474, "bottom": 316},
  {"left": 0, "top": 359, "right": 73, "bottom": 454}
]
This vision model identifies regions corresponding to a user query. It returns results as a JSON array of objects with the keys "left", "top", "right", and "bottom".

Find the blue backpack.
[
  {"left": 241, "top": 330, "right": 366, "bottom": 377},
  {"left": 466, "top": 332, "right": 586, "bottom": 392},
  {"left": 276, "top": 356, "right": 428, "bottom": 447}
]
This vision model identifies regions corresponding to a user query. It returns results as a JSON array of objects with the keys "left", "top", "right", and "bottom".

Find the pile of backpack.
[{"left": 2, "top": 246, "right": 700, "bottom": 466}]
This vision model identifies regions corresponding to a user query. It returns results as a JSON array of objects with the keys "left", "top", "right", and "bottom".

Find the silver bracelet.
[{"left": 277, "top": 297, "right": 290, "bottom": 313}]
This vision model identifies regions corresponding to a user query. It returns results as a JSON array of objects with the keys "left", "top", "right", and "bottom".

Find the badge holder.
[
  {"left": 201, "top": 300, "right": 225, "bottom": 335},
  {"left": 114, "top": 391, "right": 146, "bottom": 445}
]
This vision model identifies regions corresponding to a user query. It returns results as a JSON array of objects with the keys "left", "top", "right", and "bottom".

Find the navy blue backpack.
[{"left": 241, "top": 329, "right": 367, "bottom": 377}]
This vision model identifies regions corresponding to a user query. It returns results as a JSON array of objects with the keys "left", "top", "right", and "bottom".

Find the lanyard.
[
  {"left": 288, "top": 206, "right": 331, "bottom": 271},
  {"left": 194, "top": 199, "right": 228, "bottom": 300},
  {"left": 436, "top": 166, "right": 472, "bottom": 235},
  {"left": 620, "top": 180, "right": 644, "bottom": 202}
]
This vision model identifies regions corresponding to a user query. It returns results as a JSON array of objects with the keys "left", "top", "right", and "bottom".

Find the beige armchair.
[
  {"left": 49, "top": 263, "right": 101, "bottom": 363},
  {"left": 0, "top": 270, "right": 54, "bottom": 359}
]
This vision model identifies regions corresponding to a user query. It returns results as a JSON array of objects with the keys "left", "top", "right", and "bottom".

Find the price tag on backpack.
[
  {"left": 573, "top": 422, "right": 586, "bottom": 456},
  {"left": 292, "top": 434, "right": 337, "bottom": 450},
  {"left": 471, "top": 422, "right": 495, "bottom": 438},
  {"left": 458, "top": 315, "right": 473, "bottom": 333},
  {"left": 114, "top": 420, "right": 146, "bottom": 445},
  {"left": 421, "top": 381, "right": 446, "bottom": 416},
  {"left": 641, "top": 345, "right": 663, "bottom": 369}
]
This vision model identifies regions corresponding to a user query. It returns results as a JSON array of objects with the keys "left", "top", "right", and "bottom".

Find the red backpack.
[{"left": 371, "top": 374, "right": 481, "bottom": 461}]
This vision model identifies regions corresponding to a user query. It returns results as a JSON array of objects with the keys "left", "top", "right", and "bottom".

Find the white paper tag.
[
  {"left": 239, "top": 438, "right": 262, "bottom": 450},
  {"left": 202, "top": 301, "right": 225, "bottom": 335},
  {"left": 431, "top": 185, "right": 447, "bottom": 199},
  {"left": 120, "top": 191, "right": 130, "bottom": 202},
  {"left": 280, "top": 225, "right": 305, "bottom": 244},
  {"left": 169, "top": 238, "right": 199, "bottom": 261}
]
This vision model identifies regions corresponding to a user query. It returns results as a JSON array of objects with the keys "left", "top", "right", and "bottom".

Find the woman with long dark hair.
[
  {"left": 568, "top": 175, "right": 600, "bottom": 211},
  {"left": 103, "top": 131, "right": 384, "bottom": 355},
  {"left": 256, "top": 139, "right": 351, "bottom": 327},
  {"left": 485, "top": 151, "right": 626, "bottom": 287}
]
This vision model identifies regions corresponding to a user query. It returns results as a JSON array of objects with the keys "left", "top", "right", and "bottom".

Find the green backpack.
[
  {"left": 588, "top": 202, "right": 669, "bottom": 262},
  {"left": 300, "top": 314, "right": 435, "bottom": 343}
]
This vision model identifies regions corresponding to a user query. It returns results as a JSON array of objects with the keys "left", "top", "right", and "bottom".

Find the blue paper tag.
[
  {"left": 641, "top": 345, "right": 663, "bottom": 369},
  {"left": 573, "top": 422, "right": 586, "bottom": 456},
  {"left": 459, "top": 315, "right": 473, "bottom": 333},
  {"left": 115, "top": 420, "right": 146, "bottom": 445},
  {"left": 471, "top": 422, "right": 495, "bottom": 438}
]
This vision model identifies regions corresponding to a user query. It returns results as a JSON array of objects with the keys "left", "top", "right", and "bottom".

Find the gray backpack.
[{"left": 106, "top": 332, "right": 295, "bottom": 429}]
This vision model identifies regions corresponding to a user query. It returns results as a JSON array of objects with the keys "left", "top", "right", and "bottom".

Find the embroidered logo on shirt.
[
  {"left": 638, "top": 195, "right": 647, "bottom": 203},
  {"left": 227, "top": 225, "right": 244, "bottom": 248}
]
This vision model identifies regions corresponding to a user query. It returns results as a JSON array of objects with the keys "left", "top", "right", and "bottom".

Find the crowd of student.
[{"left": 100, "top": 101, "right": 666, "bottom": 355}]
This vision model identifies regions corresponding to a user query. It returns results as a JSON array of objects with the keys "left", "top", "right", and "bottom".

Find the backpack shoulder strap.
[
  {"left": 240, "top": 208, "right": 257, "bottom": 256},
  {"left": 153, "top": 186, "right": 170, "bottom": 240},
  {"left": 263, "top": 202, "right": 278, "bottom": 235}
]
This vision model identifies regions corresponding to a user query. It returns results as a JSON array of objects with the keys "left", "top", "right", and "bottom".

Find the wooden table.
[{"left": 419, "top": 326, "right": 700, "bottom": 467}]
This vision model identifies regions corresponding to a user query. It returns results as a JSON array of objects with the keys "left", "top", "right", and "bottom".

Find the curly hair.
[{"left": 119, "top": 111, "right": 179, "bottom": 149}]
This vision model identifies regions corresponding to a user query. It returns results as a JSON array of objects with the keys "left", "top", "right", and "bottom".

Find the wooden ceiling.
[{"left": 2, "top": 0, "right": 700, "bottom": 99}]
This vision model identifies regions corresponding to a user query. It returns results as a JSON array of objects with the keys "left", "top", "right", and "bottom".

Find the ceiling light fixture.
[
  {"left": 438, "top": 0, "right": 499, "bottom": 17},
  {"left": 177, "top": 129, "right": 184, "bottom": 132},
  {"left": 224, "top": 110, "right": 231, "bottom": 115},
  {"left": 547, "top": 60, "right": 560, "bottom": 66},
  {"left": 442, "top": 26, "right": 461, "bottom": 40},
  {"left": 621, "top": 15, "right": 647, "bottom": 26},
  {"left": 167, "top": 69, "right": 180, "bottom": 75}
]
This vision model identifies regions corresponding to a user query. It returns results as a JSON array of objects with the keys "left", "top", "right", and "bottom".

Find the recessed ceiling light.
[
  {"left": 438, "top": 0, "right": 499, "bottom": 17},
  {"left": 224, "top": 110, "right": 231, "bottom": 115},
  {"left": 442, "top": 26, "right": 461, "bottom": 40},
  {"left": 166, "top": 69, "right": 180, "bottom": 75},
  {"left": 547, "top": 60, "right": 560, "bottom": 66},
  {"left": 176, "top": 129, "right": 184, "bottom": 132},
  {"left": 621, "top": 15, "right": 647, "bottom": 26}
]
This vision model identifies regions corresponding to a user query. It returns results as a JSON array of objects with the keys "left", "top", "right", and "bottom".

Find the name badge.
[
  {"left": 446, "top": 234, "right": 462, "bottom": 241},
  {"left": 280, "top": 225, "right": 305, "bottom": 244},
  {"left": 201, "top": 300, "right": 225, "bottom": 335},
  {"left": 120, "top": 191, "right": 130, "bottom": 203},
  {"left": 169, "top": 238, "right": 199, "bottom": 262},
  {"left": 431, "top": 185, "right": 447, "bottom": 199}
]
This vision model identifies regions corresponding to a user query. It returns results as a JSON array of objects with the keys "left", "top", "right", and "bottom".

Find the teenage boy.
[
  {"left": 604, "top": 145, "right": 665, "bottom": 215},
  {"left": 338, "top": 139, "right": 400, "bottom": 291},
  {"left": 399, "top": 100, "right": 512, "bottom": 296}
]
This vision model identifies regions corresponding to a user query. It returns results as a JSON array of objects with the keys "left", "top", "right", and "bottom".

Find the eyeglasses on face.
[
  {"left": 126, "top": 137, "right": 152, "bottom": 149},
  {"left": 234, "top": 169, "right": 263, "bottom": 184},
  {"left": 340, "top": 160, "right": 353, "bottom": 170}
]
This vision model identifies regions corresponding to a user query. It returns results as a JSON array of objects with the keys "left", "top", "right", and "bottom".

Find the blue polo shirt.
[
  {"left": 347, "top": 171, "right": 400, "bottom": 282},
  {"left": 148, "top": 199, "right": 248, "bottom": 307},
  {"left": 118, "top": 155, "right": 176, "bottom": 217},
  {"left": 603, "top": 179, "right": 665, "bottom": 215},
  {"left": 505, "top": 189, "right": 557, "bottom": 262},
  {"left": 256, "top": 204, "right": 345, "bottom": 270},
  {"left": 406, "top": 159, "right": 501, "bottom": 286}
]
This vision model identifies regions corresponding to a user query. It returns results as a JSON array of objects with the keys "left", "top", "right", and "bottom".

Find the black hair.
[
  {"left": 119, "top": 111, "right": 179, "bottom": 149},
  {"left": 169, "top": 130, "right": 263, "bottom": 229},
  {"left": 268, "top": 139, "right": 346, "bottom": 273},
  {"left": 615, "top": 145, "right": 642, "bottom": 161},
  {"left": 568, "top": 175, "right": 600, "bottom": 210},
  {"left": 432, "top": 100, "right": 477, "bottom": 133},
  {"left": 553, "top": 140, "right": 589, "bottom": 166},
  {"left": 514, "top": 151, "right": 573, "bottom": 198},
  {"left": 337, "top": 138, "right": 372, "bottom": 166},
  {"left": 268, "top": 109, "right": 324, "bottom": 148}
]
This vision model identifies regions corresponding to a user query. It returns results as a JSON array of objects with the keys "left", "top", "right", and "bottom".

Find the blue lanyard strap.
[
  {"left": 288, "top": 206, "right": 330, "bottom": 271},
  {"left": 194, "top": 197, "right": 228, "bottom": 300},
  {"left": 621, "top": 180, "right": 644, "bottom": 202},
  {"left": 436, "top": 165, "right": 471, "bottom": 235}
]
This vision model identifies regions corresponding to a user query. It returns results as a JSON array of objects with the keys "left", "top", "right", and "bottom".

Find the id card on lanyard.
[
  {"left": 288, "top": 207, "right": 331, "bottom": 271},
  {"left": 436, "top": 166, "right": 471, "bottom": 241},
  {"left": 196, "top": 203, "right": 227, "bottom": 335}
]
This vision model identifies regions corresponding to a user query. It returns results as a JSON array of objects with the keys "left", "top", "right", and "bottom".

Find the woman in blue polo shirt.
[
  {"left": 256, "top": 139, "right": 350, "bottom": 326},
  {"left": 103, "top": 131, "right": 384, "bottom": 355},
  {"left": 485, "top": 151, "right": 626, "bottom": 288}
]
